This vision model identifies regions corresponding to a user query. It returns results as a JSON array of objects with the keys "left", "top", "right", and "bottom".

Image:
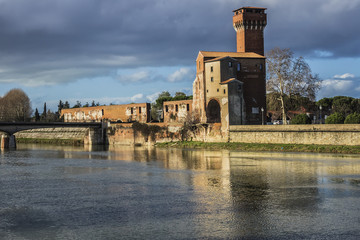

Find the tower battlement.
[{"left": 233, "top": 7, "right": 267, "bottom": 55}]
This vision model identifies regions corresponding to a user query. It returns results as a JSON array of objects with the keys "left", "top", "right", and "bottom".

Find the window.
[
  {"left": 217, "top": 89, "right": 219, "bottom": 92},
  {"left": 237, "top": 63, "right": 241, "bottom": 71},
  {"left": 199, "top": 61, "right": 200, "bottom": 69},
  {"left": 238, "top": 84, "right": 242, "bottom": 90},
  {"left": 260, "top": 64, "right": 263, "bottom": 70},
  {"left": 229, "top": 62, "right": 232, "bottom": 68},
  {"left": 211, "top": 77, "right": 214, "bottom": 82},
  {"left": 211, "top": 66, "right": 213, "bottom": 72},
  {"left": 176, "top": 105, "right": 178, "bottom": 112},
  {"left": 139, "top": 107, "right": 141, "bottom": 114},
  {"left": 207, "top": 89, "right": 209, "bottom": 93},
  {"left": 187, "top": 104, "right": 190, "bottom": 111},
  {"left": 165, "top": 105, "right": 168, "bottom": 112},
  {"left": 131, "top": 108, "right": 133, "bottom": 114},
  {"left": 252, "top": 107, "right": 259, "bottom": 114},
  {"left": 224, "top": 89, "right": 226, "bottom": 94}
]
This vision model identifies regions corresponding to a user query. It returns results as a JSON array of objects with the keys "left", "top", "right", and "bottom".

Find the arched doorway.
[{"left": 206, "top": 99, "right": 221, "bottom": 123}]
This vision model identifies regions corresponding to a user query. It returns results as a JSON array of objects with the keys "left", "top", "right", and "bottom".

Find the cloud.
[
  {"left": 0, "top": 0, "right": 359, "bottom": 87},
  {"left": 130, "top": 93, "right": 144, "bottom": 102},
  {"left": 333, "top": 73, "right": 355, "bottom": 79},
  {"left": 167, "top": 68, "right": 195, "bottom": 82},
  {"left": 116, "top": 67, "right": 194, "bottom": 84},
  {"left": 318, "top": 73, "right": 360, "bottom": 99},
  {"left": 146, "top": 92, "right": 161, "bottom": 103}
]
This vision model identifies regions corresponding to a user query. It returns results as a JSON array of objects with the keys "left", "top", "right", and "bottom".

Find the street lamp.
[
  {"left": 261, "top": 107, "right": 264, "bottom": 125},
  {"left": 319, "top": 105, "right": 322, "bottom": 124}
]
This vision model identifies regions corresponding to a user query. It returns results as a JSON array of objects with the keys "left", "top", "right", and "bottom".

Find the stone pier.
[{"left": 1, "top": 134, "right": 10, "bottom": 149}]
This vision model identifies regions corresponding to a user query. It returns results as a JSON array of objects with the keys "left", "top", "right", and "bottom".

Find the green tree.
[
  {"left": 266, "top": 48, "right": 321, "bottom": 124},
  {"left": 57, "top": 100, "right": 64, "bottom": 114},
  {"left": 291, "top": 114, "right": 312, "bottom": 124},
  {"left": 332, "top": 96, "right": 354, "bottom": 116},
  {"left": 34, "top": 108, "right": 40, "bottom": 122},
  {"left": 42, "top": 102, "right": 47, "bottom": 120},
  {"left": 150, "top": 91, "right": 171, "bottom": 121},
  {"left": 344, "top": 112, "right": 360, "bottom": 124},
  {"left": 72, "top": 101, "right": 82, "bottom": 108},
  {"left": 64, "top": 101, "right": 70, "bottom": 109},
  {"left": 325, "top": 112, "right": 345, "bottom": 124}
]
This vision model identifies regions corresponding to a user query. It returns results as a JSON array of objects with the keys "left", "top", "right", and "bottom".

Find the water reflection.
[{"left": 1, "top": 144, "right": 359, "bottom": 239}]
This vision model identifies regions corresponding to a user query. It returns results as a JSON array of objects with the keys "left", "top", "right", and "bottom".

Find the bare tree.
[
  {"left": 0, "top": 89, "right": 33, "bottom": 121},
  {"left": 266, "top": 48, "right": 321, "bottom": 124}
]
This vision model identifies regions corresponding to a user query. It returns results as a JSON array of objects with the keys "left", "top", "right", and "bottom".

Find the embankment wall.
[
  {"left": 229, "top": 125, "right": 360, "bottom": 146},
  {"left": 106, "top": 122, "right": 227, "bottom": 145},
  {"left": 14, "top": 127, "right": 103, "bottom": 145}
]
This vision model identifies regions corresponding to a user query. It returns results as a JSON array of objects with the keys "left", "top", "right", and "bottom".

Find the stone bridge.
[{"left": 0, "top": 122, "right": 106, "bottom": 149}]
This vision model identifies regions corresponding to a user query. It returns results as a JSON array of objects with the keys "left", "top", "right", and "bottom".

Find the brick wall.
[{"left": 61, "top": 103, "right": 150, "bottom": 123}]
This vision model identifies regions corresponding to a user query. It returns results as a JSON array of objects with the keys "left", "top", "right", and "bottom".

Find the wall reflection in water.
[{"left": 12, "top": 143, "right": 360, "bottom": 238}]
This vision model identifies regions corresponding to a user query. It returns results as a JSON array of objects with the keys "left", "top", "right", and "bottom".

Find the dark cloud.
[{"left": 0, "top": 0, "right": 359, "bottom": 86}]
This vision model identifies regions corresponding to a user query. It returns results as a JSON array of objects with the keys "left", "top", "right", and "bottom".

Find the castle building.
[{"left": 192, "top": 7, "right": 267, "bottom": 132}]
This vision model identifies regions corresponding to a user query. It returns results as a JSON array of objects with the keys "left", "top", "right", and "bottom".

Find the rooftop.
[
  {"left": 198, "top": 51, "right": 265, "bottom": 59},
  {"left": 233, "top": 6, "right": 267, "bottom": 12}
]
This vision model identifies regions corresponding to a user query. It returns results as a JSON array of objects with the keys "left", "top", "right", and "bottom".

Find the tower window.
[
  {"left": 207, "top": 89, "right": 209, "bottom": 93},
  {"left": 211, "top": 77, "right": 214, "bottom": 82},
  {"left": 217, "top": 89, "right": 219, "bottom": 92},
  {"left": 187, "top": 104, "right": 190, "bottom": 111},
  {"left": 229, "top": 62, "right": 232, "bottom": 68},
  {"left": 176, "top": 105, "right": 178, "bottom": 112},
  {"left": 131, "top": 108, "right": 133, "bottom": 114},
  {"left": 224, "top": 89, "right": 226, "bottom": 94},
  {"left": 211, "top": 66, "right": 213, "bottom": 72},
  {"left": 139, "top": 107, "right": 141, "bottom": 114},
  {"left": 237, "top": 63, "right": 241, "bottom": 71},
  {"left": 165, "top": 105, "right": 168, "bottom": 112}
]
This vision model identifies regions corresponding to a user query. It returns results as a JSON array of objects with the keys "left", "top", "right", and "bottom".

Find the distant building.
[
  {"left": 61, "top": 103, "right": 150, "bottom": 123},
  {"left": 192, "top": 7, "right": 267, "bottom": 132},
  {"left": 163, "top": 100, "right": 192, "bottom": 123}
]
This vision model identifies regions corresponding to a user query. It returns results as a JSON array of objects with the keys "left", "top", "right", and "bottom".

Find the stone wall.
[
  {"left": 163, "top": 100, "right": 193, "bottom": 123},
  {"left": 14, "top": 127, "right": 104, "bottom": 145},
  {"left": 106, "top": 122, "right": 227, "bottom": 145},
  {"left": 229, "top": 125, "right": 360, "bottom": 146}
]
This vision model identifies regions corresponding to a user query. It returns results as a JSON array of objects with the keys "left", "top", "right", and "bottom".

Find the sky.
[{"left": 1, "top": 0, "right": 360, "bottom": 112}]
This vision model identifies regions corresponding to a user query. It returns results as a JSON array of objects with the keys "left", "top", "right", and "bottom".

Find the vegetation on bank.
[
  {"left": 155, "top": 141, "right": 360, "bottom": 154},
  {"left": 16, "top": 138, "right": 83, "bottom": 146}
]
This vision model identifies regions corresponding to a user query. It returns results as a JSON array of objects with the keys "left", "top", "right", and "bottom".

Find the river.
[{"left": 1, "top": 144, "right": 360, "bottom": 239}]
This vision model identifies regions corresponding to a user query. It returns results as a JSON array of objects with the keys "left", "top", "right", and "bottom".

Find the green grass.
[
  {"left": 155, "top": 141, "right": 360, "bottom": 154},
  {"left": 16, "top": 138, "right": 83, "bottom": 146}
]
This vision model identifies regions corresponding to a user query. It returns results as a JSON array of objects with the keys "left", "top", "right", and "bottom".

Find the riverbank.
[{"left": 155, "top": 141, "right": 360, "bottom": 154}]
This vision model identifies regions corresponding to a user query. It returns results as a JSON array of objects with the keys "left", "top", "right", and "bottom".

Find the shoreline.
[{"left": 155, "top": 141, "right": 360, "bottom": 154}]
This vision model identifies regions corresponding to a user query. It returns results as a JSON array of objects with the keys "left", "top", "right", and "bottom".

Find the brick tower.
[{"left": 233, "top": 7, "right": 267, "bottom": 55}]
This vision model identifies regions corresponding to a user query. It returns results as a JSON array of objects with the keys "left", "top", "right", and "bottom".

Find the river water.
[{"left": 0, "top": 144, "right": 360, "bottom": 240}]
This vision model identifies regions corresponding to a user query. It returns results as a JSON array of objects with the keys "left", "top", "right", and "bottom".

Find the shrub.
[
  {"left": 325, "top": 112, "right": 345, "bottom": 124},
  {"left": 344, "top": 112, "right": 360, "bottom": 124},
  {"left": 290, "top": 114, "right": 311, "bottom": 124}
]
